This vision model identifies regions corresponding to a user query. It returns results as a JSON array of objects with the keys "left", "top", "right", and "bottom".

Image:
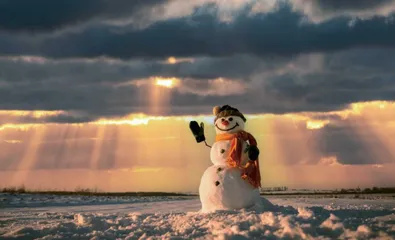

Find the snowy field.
[{"left": 1, "top": 194, "right": 395, "bottom": 239}]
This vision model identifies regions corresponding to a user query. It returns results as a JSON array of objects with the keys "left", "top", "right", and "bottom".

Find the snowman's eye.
[
  {"left": 228, "top": 117, "right": 233, "bottom": 122},
  {"left": 221, "top": 118, "right": 225, "bottom": 122}
]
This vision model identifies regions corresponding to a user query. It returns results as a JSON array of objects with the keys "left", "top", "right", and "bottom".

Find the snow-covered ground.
[
  {"left": 1, "top": 194, "right": 395, "bottom": 239},
  {"left": 0, "top": 193, "right": 193, "bottom": 209}
]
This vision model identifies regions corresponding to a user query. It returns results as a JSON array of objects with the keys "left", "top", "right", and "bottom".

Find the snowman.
[{"left": 190, "top": 105, "right": 270, "bottom": 213}]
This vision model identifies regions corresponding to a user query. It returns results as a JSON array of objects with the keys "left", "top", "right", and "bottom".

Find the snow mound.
[
  {"left": 297, "top": 207, "right": 314, "bottom": 219},
  {"left": 1, "top": 195, "right": 395, "bottom": 239}
]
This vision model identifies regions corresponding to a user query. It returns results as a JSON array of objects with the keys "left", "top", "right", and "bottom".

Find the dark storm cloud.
[
  {"left": 1, "top": 47, "right": 395, "bottom": 119},
  {"left": 0, "top": 54, "right": 277, "bottom": 118},
  {"left": 290, "top": 0, "right": 395, "bottom": 23},
  {"left": 0, "top": 55, "right": 265, "bottom": 84},
  {"left": 0, "top": 80, "right": 229, "bottom": 118},
  {"left": 311, "top": 0, "right": 393, "bottom": 11},
  {"left": 252, "top": 47, "right": 395, "bottom": 113},
  {"left": 1, "top": 4, "right": 395, "bottom": 59},
  {"left": 0, "top": 0, "right": 170, "bottom": 32},
  {"left": 0, "top": 111, "right": 94, "bottom": 125},
  {"left": 266, "top": 74, "right": 395, "bottom": 112}
]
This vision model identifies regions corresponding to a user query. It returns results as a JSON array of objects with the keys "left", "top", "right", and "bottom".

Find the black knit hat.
[{"left": 213, "top": 105, "right": 247, "bottom": 123}]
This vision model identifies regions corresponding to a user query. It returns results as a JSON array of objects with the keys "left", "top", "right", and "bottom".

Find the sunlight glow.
[
  {"left": 95, "top": 118, "right": 150, "bottom": 126},
  {"left": 318, "top": 156, "right": 342, "bottom": 167},
  {"left": 0, "top": 123, "right": 37, "bottom": 131},
  {"left": 306, "top": 120, "right": 330, "bottom": 130},
  {"left": 108, "top": 167, "right": 163, "bottom": 173},
  {"left": 167, "top": 57, "right": 177, "bottom": 64},
  {"left": 0, "top": 110, "right": 65, "bottom": 118},
  {"left": 154, "top": 77, "right": 179, "bottom": 88},
  {"left": 3, "top": 140, "right": 22, "bottom": 144},
  {"left": 349, "top": 101, "right": 395, "bottom": 114},
  {"left": 166, "top": 56, "right": 194, "bottom": 64},
  {"left": 94, "top": 114, "right": 170, "bottom": 126}
]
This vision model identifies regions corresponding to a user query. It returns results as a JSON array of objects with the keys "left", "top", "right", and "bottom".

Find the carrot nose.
[{"left": 222, "top": 120, "right": 229, "bottom": 126}]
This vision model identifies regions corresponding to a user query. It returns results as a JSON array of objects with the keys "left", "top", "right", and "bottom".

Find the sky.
[{"left": 1, "top": 0, "right": 395, "bottom": 192}]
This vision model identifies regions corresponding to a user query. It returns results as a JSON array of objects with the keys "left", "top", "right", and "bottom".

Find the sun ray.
[
  {"left": 1, "top": 100, "right": 395, "bottom": 191},
  {"left": 149, "top": 78, "right": 177, "bottom": 115},
  {"left": 59, "top": 123, "right": 82, "bottom": 171},
  {"left": 10, "top": 125, "right": 47, "bottom": 185},
  {"left": 52, "top": 124, "right": 71, "bottom": 170},
  {"left": 88, "top": 124, "right": 107, "bottom": 185},
  {"left": 347, "top": 102, "right": 395, "bottom": 165},
  {"left": 274, "top": 114, "right": 320, "bottom": 187},
  {"left": 245, "top": 115, "right": 289, "bottom": 188}
]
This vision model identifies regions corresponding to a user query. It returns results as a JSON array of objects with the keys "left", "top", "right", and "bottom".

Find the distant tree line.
[
  {"left": 1, "top": 185, "right": 26, "bottom": 193},
  {"left": 260, "top": 186, "right": 395, "bottom": 195},
  {"left": 338, "top": 187, "right": 395, "bottom": 194},
  {"left": 2, "top": 185, "right": 395, "bottom": 196},
  {"left": 261, "top": 186, "right": 288, "bottom": 192},
  {"left": 0, "top": 185, "right": 196, "bottom": 196}
]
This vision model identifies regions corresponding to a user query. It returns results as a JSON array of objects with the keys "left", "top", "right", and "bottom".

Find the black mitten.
[
  {"left": 189, "top": 121, "right": 206, "bottom": 143},
  {"left": 248, "top": 145, "right": 260, "bottom": 161}
]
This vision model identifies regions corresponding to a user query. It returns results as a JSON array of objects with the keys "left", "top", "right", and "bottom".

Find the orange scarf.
[{"left": 215, "top": 131, "right": 261, "bottom": 189}]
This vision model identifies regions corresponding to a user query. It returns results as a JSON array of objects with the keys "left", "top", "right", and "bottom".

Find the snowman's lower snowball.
[{"left": 199, "top": 165, "right": 263, "bottom": 213}]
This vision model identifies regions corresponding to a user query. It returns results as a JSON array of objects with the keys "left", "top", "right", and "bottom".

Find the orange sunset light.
[{"left": 1, "top": 101, "right": 395, "bottom": 190}]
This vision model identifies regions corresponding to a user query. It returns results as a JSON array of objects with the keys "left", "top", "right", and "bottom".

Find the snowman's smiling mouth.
[{"left": 215, "top": 122, "right": 239, "bottom": 131}]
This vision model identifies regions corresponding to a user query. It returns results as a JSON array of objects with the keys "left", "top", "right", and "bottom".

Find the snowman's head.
[{"left": 213, "top": 105, "right": 246, "bottom": 135}]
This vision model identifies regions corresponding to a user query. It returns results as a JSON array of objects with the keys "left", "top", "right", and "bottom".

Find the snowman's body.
[
  {"left": 198, "top": 109, "right": 265, "bottom": 213},
  {"left": 210, "top": 140, "right": 249, "bottom": 166},
  {"left": 199, "top": 165, "right": 261, "bottom": 212}
]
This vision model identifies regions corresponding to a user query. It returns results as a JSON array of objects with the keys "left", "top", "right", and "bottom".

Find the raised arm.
[{"left": 189, "top": 121, "right": 212, "bottom": 148}]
